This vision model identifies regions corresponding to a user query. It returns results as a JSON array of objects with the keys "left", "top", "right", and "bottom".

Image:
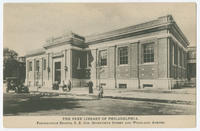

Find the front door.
[{"left": 54, "top": 62, "right": 61, "bottom": 84}]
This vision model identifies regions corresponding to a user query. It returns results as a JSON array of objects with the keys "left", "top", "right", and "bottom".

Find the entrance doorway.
[
  {"left": 187, "top": 63, "right": 196, "bottom": 83},
  {"left": 54, "top": 62, "right": 61, "bottom": 84}
]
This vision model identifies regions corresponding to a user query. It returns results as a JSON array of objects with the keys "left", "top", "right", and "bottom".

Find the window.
[
  {"left": 174, "top": 45, "right": 178, "bottom": 65},
  {"left": 36, "top": 60, "right": 40, "bottom": 72},
  {"left": 178, "top": 48, "right": 181, "bottom": 66},
  {"left": 77, "top": 57, "right": 81, "bottom": 69},
  {"left": 143, "top": 84, "right": 153, "bottom": 88},
  {"left": 86, "top": 52, "right": 91, "bottom": 67},
  {"left": 184, "top": 52, "right": 187, "bottom": 68},
  {"left": 180, "top": 49, "right": 182, "bottom": 66},
  {"left": 99, "top": 50, "right": 107, "bottom": 66},
  {"left": 100, "top": 83, "right": 106, "bottom": 87},
  {"left": 119, "top": 84, "right": 127, "bottom": 88},
  {"left": 172, "top": 44, "right": 175, "bottom": 65},
  {"left": 118, "top": 47, "right": 128, "bottom": 65},
  {"left": 29, "top": 61, "right": 32, "bottom": 71},
  {"left": 43, "top": 59, "right": 46, "bottom": 70},
  {"left": 143, "top": 43, "right": 154, "bottom": 63},
  {"left": 182, "top": 51, "right": 184, "bottom": 67}
]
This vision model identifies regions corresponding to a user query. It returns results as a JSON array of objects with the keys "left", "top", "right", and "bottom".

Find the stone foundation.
[{"left": 26, "top": 78, "right": 187, "bottom": 90}]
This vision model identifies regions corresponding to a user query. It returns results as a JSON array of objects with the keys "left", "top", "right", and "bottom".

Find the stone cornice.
[
  {"left": 88, "top": 34, "right": 169, "bottom": 50},
  {"left": 87, "top": 26, "right": 168, "bottom": 45},
  {"left": 43, "top": 32, "right": 85, "bottom": 49},
  {"left": 169, "top": 24, "right": 189, "bottom": 47},
  {"left": 172, "top": 22, "right": 190, "bottom": 46},
  {"left": 43, "top": 40, "right": 71, "bottom": 49}
]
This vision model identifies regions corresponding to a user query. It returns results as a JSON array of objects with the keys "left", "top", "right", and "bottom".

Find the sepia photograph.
[{"left": 2, "top": 2, "right": 197, "bottom": 128}]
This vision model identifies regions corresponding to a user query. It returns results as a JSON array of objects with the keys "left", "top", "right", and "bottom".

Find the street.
[{"left": 3, "top": 92, "right": 195, "bottom": 116}]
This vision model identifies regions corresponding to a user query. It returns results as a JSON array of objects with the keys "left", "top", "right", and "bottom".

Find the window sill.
[
  {"left": 140, "top": 62, "right": 155, "bottom": 65},
  {"left": 85, "top": 67, "right": 92, "bottom": 69},
  {"left": 97, "top": 65, "right": 108, "bottom": 68},
  {"left": 77, "top": 67, "right": 92, "bottom": 70},
  {"left": 118, "top": 64, "right": 129, "bottom": 67}
]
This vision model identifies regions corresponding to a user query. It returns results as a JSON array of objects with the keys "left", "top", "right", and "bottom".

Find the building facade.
[
  {"left": 187, "top": 47, "right": 196, "bottom": 84},
  {"left": 25, "top": 15, "right": 190, "bottom": 90}
]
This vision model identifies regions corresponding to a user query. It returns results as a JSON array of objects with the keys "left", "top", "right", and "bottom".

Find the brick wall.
[
  {"left": 139, "top": 64, "right": 157, "bottom": 79},
  {"left": 108, "top": 46, "right": 116, "bottom": 79},
  {"left": 157, "top": 38, "right": 168, "bottom": 78},
  {"left": 130, "top": 43, "right": 138, "bottom": 78}
]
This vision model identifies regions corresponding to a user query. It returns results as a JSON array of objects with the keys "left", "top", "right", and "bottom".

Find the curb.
[
  {"left": 103, "top": 96, "right": 194, "bottom": 105},
  {"left": 30, "top": 91, "right": 194, "bottom": 105},
  {"left": 69, "top": 93, "right": 194, "bottom": 105}
]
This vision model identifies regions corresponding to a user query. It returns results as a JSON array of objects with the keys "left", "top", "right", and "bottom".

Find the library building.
[{"left": 25, "top": 15, "right": 194, "bottom": 90}]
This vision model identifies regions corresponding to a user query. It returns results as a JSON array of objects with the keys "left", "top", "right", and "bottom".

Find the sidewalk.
[{"left": 29, "top": 87, "right": 196, "bottom": 105}]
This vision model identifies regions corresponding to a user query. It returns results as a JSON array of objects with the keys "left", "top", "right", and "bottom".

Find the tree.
[
  {"left": 3, "top": 48, "right": 18, "bottom": 59},
  {"left": 3, "top": 48, "right": 25, "bottom": 81},
  {"left": 3, "top": 58, "right": 19, "bottom": 79}
]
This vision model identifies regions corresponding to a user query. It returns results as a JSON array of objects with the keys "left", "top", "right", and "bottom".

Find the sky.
[{"left": 3, "top": 3, "right": 196, "bottom": 56}]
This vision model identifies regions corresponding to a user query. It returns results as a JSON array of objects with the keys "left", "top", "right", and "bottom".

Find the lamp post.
[{"left": 97, "top": 61, "right": 104, "bottom": 89}]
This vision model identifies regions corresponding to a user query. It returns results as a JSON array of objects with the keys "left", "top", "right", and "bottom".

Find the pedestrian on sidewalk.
[
  {"left": 98, "top": 85, "right": 104, "bottom": 99},
  {"left": 88, "top": 81, "right": 93, "bottom": 94},
  {"left": 62, "top": 81, "right": 68, "bottom": 92},
  {"left": 67, "top": 79, "right": 72, "bottom": 92}
]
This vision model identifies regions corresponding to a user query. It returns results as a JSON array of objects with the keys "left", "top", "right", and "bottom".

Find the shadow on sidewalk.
[{"left": 3, "top": 93, "right": 96, "bottom": 116}]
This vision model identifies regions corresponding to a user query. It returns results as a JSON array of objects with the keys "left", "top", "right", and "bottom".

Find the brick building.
[{"left": 25, "top": 15, "right": 190, "bottom": 90}]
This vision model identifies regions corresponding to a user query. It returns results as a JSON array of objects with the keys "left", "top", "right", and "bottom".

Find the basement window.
[
  {"left": 119, "top": 84, "right": 127, "bottom": 88},
  {"left": 100, "top": 83, "right": 106, "bottom": 87},
  {"left": 143, "top": 84, "right": 153, "bottom": 88}
]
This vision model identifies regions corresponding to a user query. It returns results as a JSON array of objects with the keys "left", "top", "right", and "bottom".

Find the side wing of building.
[{"left": 87, "top": 15, "right": 189, "bottom": 90}]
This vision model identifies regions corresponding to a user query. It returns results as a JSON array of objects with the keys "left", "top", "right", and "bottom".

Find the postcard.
[{"left": 3, "top": 2, "right": 196, "bottom": 128}]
